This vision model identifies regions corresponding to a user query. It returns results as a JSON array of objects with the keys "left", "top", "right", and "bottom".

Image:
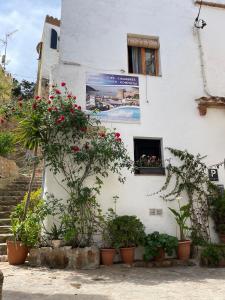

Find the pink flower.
[
  {"left": 116, "top": 138, "right": 122, "bottom": 142},
  {"left": 18, "top": 96, "right": 23, "bottom": 101},
  {"left": 73, "top": 96, "right": 77, "bottom": 100},
  {"left": 55, "top": 89, "right": 61, "bottom": 95},
  {"left": 61, "top": 82, "right": 66, "bottom": 87},
  {"left": 32, "top": 103, "right": 37, "bottom": 110},
  {"left": 73, "top": 104, "right": 78, "bottom": 108},
  {"left": 71, "top": 145, "right": 80, "bottom": 152},
  {"left": 115, "top": 132, "right": 120, "bottom": 138},
  {"left": 77, "top": 106, "right": 81, "bottom": 110},
  {"left": 49, "top": 95, "right": 54, "bottom": 100},
  {"left": 48, "top": 107, "right": 53, "bottom": 112},
  {"left": 35, "top": 96, "right": 41, "bottom": 100},
  {"left": 70, "top": 108, "right": 75, "bottom": 114},
  {"left": 48, "top": 100, "right": 52, "bottom": 105},
  {"left": 57, "top": 115, "right": 65, "bottom": 123},
  {"left": 67, "top": 94, "right": 72, "bottom": 99},
  {"left": 53, "top": 107, "right": 58, "bottom": 112}
]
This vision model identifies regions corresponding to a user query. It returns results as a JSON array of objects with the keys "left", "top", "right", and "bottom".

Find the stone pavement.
[{"left": 1, "top": 262, "right": 225, "bottom": 300}]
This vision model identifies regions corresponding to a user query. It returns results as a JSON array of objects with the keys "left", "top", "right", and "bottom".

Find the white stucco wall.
[
  {"left": 45, "top": 0, "right": 225, "bottom": 242},
  {"left": 40, "top": 21, "right": 60, "bottom": 80}
]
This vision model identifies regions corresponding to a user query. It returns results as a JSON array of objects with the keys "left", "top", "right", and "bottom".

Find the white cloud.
[{"left": 0, "top": 0, "right": 61, "bottom": 81}]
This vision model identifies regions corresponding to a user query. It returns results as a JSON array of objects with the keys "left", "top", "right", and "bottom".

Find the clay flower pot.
[
  {"left": 7, "top": 240, "right": 28, "bottom": 265},
  {"left": 219, "top": 234, "right": 225, "bottom": 244},
  {"left": 100, "top": 248, "right": 116, "bottom": 266},
  {"left": 154, "top": 248, "right": 165, "bottom": 261},
  {"left": 178, "top": 240, "right": 191, "bottom": 260},
  {"left": 120, "top": 247, "right": 135, "bottom": 264}
]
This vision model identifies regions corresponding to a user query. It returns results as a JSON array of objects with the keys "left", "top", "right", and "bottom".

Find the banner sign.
[{"left": 86, "top": 73, "right": 140, "bottom": 123}]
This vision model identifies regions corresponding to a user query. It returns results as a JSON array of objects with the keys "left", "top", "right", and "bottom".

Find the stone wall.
[{"left": 0, "top": 156, "right": 19, "bottom": 188}]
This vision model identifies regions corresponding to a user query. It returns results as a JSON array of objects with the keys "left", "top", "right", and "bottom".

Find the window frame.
[
  {"left": 133, "top": 137, "right": 165, "bottom": 176},
  {"left": 128, "top": 46, "right": 160, "bottom": 76}
]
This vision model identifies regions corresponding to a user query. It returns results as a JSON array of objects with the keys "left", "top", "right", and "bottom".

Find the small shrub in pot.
[{"left": 109, "top": 215, "right": 145, "bottom": 264}]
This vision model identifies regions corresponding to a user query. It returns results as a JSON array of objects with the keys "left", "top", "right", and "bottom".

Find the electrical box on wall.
[{"left": 149, "top": 209, "right": 163, "bottom": 216}]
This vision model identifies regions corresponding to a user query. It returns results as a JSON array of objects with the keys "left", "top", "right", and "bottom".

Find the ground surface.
[{"left": 1, "top": 262, "right": 225, "bottom": 300}]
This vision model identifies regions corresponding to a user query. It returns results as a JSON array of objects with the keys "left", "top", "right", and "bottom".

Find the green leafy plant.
[
  {"left": 108, "top": 215, "right": 145, "bottom": 248},
  {"left": 144, "top": 231, "right": 178, "bottom": 261},
  {"left": 211, "top": 192, "right": 225, "bottom": 234},
  {"left": 201, "top": 244, "right": 225, "bottom": 267},
  {"left": 10, "top": 189, "right": 48, "bottom": 247},
  {"left": 45, "top": 223, "right": 64, "bottom": 240},
  {"left": 101, "top": 208, "right": 117, "bottom": 248},
  {"left": 0, "top": 132, "right": 14, "bottom": 156},
  {"left": 169, "top": 201, "right": 190, "bottom": 241},
  {"left": 153, "top": 148, "right": 218, "bottom": 243}
]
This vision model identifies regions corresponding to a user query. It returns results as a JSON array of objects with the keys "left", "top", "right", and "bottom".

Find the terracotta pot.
[
  {"left": 7, "top": 240, "right": 28, "bottom": 265},
  {"left": 154, "top": 248, "right": 165, "bottom": 261},
  {"left": 100, "top": 248, "right": 116, "bottom": 266},
  {"left": 219, "top": 234, "right": 225, "bottom": 244},
  {"left": 178, "top": 240, "right": 191, "bottom": 260},
  {"left": 120, "top": 247, "right": 135, "bottom": 264}
]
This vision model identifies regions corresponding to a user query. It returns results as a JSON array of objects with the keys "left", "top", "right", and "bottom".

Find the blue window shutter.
[{"left": 50, "top": 29, "right": 58, "bottom": 49}]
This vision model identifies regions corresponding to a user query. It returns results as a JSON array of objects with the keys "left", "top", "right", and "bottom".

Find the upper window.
[
  {"left": 127, "top": 34, "right": 160, "bottom": 76},
  {"left": 50, "top": 29, "right": 58, "bottom": 49}
]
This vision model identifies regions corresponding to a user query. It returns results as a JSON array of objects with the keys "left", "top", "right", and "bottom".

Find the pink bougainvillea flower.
[
  {"left": 48, "top": 107, "right": 53, "bottom": 112},
  {"left": 77, "top": 106, "right": 81, "bottom": 110},
  {"left": 70, "top": 108, "right": 75, "bottom": 114},
  {"left": 49, "top": 95, "right": 54, "bottom": 100},
  {"left": 53, "top": 107, "right": 58, "bottom": 112},
  {"left": 35, "top": 96, "right": 41, "bottom": 100},
  {"left": 73, "top": 96, "right": 77, "bottom": 100},
  {"left": 48, "top": 100, "right": 52, "bottom": 105},
  {"left": 71, "top": 145, "right": 80, "bottom": 152},
  {"left": 61, "top": 82, "right": 66, "bottom": 87},
  {"left": 116, "top": 137, "right": 122, "bottom": 142},
  {"left": 115, "top": 132, "right": 120, "bottom": 138},
  {"left": 32, "top": 103, "right": 37, "bottom": 110},
  {"left": 55, "top": 89, "right": 61, "bottom": 95},
  {"left": 56, "top": 115, "right": 65, "bottom": 124},
  {"left": 73, "top": 104, "right": 78, "bottom": 108},
  {"left": 67, "top": 94, "right": 72, "bottom": 99}
]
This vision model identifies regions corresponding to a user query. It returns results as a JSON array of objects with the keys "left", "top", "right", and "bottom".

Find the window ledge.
[
  {"left": 196, "top": 96, "right": 225, "bottom": 116},
  {"left": 134, "top": 167, "right": 165, "bottom": 176}
]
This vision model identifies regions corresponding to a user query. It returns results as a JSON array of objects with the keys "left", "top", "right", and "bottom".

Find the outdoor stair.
[{"left": 0, "top": 175, "right": 42, "bottom": 256}]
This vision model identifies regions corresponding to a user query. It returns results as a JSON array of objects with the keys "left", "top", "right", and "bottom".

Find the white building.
[
  {"left": 41, "top": 0, "right": 225, "bottom": 241},
  {"left": 36, "top": 15, "right": 60, "bottom": 97}
]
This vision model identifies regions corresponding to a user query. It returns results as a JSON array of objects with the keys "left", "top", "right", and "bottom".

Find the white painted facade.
[
  {"left": 36, "top": 16, "right": 60, "bottom": 96},
  {"left": 44, "top": 0, "right": 225, "bottom": 241}
]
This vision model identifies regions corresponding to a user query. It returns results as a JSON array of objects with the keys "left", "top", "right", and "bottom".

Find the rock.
[{"left": 0, "top": 156, "right": 19, "bottom": 181}]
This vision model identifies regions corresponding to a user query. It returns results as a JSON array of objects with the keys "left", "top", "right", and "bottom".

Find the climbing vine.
[{"left": 156, "top": 148, "right": 218, "bottom": 244}]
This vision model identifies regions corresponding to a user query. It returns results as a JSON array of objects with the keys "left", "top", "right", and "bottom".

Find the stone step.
[
  {"left": 0, "top": 197, "right": 22, "bottom": 206},
  {"left": 0, "top": 219, "right": 10, "bottom": 226},
  {"left": 0, "top": 211, "right": 11, "bottom": 218},
  {"left": 0, "top": 226, "right": 11, "bottom": 234},
  {"left": 0, "top": 190, "right": 25, "bottom": 196},
  {"left": 0, "top": 234, "right": 13, "bottom": 243},
  {"left": 3, "top": 184, "right": 41, "bottom": 191},
  {"left": 0, "top": 243, "right": 7, "bottom": 255},
  {"left": 0, "top": 205, "right": 15, "bottom": 212}
]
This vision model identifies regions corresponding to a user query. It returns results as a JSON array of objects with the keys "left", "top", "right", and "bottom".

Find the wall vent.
[{"left": 149, "top": 209, "right": 163, "bottom": 216}]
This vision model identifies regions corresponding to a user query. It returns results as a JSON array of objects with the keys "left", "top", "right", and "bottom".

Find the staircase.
[{"left": 0, "top": 176, "right": 42, "bottom": 255}]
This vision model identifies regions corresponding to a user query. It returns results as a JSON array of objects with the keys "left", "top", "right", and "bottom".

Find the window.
[
  {"left": 127, "top": 34, "right": 160, "bottom": 76},
  {"left": 134, "top": 138, "right": 165, "bottom": 175},
  {"left": 50, "top": 29, "right": 58, "bottom": 49}
]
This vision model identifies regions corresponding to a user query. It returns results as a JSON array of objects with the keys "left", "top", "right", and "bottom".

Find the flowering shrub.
[{"left": 1, "top": 83, "right": 132, "bottom": 247}]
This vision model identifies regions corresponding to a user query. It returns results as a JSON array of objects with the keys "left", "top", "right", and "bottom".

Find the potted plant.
[
  {"left": 144, "top": 231, "right": 178, "bottom": 261},
  {"left": 211, "top": 192, "right": 225, "bottom": 243},
  {"left": 7, "top": 189, "right": 47, "bottom": 265},
  {"left": 134, "top": 154, "right": 165, "bottom": 175},
  {"left": 169, "top": 201, "right": 191, "bottom": 260},
  {"left": 45, "top": 223, "right": 64, "bottom": 248},
  {"left": 109, "top": 215, "right": 145, "bottom": 264},
  {"left": 100, "top": 209, "right": 117, "bottom": 266}
]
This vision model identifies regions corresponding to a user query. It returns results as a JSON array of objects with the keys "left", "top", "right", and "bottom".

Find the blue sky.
[{"left": 0, "top": 0, "right": 61, "bottom": 82}]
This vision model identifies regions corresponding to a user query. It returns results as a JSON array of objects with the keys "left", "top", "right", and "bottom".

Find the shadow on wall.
[{"left": 3, "top": 291, "right": 110, "bottom": 300}]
